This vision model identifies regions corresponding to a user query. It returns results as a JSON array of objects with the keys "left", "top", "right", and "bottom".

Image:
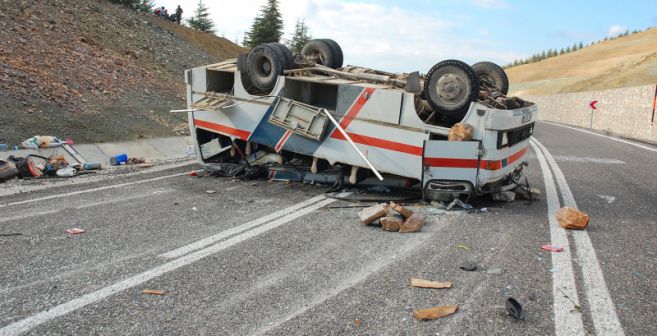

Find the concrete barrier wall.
[{"left": 526, "top": 84, "right": 657, "bottom": 142}]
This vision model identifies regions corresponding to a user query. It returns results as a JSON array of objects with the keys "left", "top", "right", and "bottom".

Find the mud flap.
[{"left": 422, "top": 140, "right": 480, "bottom": 201}]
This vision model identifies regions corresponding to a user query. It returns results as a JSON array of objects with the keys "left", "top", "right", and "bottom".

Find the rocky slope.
[{"left": 0, "top": 0, "right": 246, "bottom": 145}]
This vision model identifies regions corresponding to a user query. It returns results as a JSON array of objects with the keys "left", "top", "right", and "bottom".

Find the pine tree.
[
  {"left": 565, "top": 46, "right": 572, "bottom": 53},
  {"left": 188, "top": 0, "right": 215, "bottom": 33},
  {"left": 244, "top": 0, "right": 284, "bottom": 47},
  {"left": 288, "top": 19, "right": 312, "bottom": 53},
  {"left": 559, "top": 48, "right": 564, "bottom": 55},
  {"left": 578, "top": 41, "right": 584, "bottom": 49},
  {"left": 572, "top": 43, "right": 578, "bottom": 51}
]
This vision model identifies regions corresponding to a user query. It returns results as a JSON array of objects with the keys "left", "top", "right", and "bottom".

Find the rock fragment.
[
  {"left": 399, "top": 213, "right": 425, "bottom": 233},
  {"left": 556, "top": 207, "right": 589, "bottom": 230},
  {"left": 358, "top": 203, "right": 388, "bottom": 225}
]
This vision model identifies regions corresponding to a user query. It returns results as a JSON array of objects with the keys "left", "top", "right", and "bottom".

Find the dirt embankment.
[
  {"left": 0, "top": 0, "right": 246, "bottom": 145},
  {"left": 507, "top": 27, "right": 657, "bottom": 96}
]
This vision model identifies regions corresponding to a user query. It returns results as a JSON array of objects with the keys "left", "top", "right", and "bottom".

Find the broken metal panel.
[
  {"left": 312, "top": 117, "right": 426, "bottom": 179},
  {"left": 268, "top": 98, "right": 329, "bottom": 141},
  {"left": 354, "top": 89, "right": 403, "bottom": 125},
  {"left": 192, "top": 93, "right": 233, "bottom": 112},
  {"left": 423, "top": 140, "right": 480, "bottom": 187}
]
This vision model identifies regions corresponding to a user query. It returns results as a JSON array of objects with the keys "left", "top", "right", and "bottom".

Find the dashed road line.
[{"left": 533, "top": 138, "right": 625, "bottom": 336}]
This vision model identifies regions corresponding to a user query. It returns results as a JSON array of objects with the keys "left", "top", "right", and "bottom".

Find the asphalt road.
[{"left": 1, "top": 121, "right": 655, "bottom": 335}]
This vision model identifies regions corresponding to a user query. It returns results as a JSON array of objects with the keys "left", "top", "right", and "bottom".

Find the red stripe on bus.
[
  {"left": 426, "top": 146, "right": 529, "bottom": 170},
  {"left": 330, "top": 87, "right": 375, "bottom": 137},
  {"left": 275, "top": 130, "right": 292, "bottom": 152},
  {"left": 424, "top": 157, "right": 479, "bottom": 168},
  {"left": 332, "top": 131, "right": 423, "bottom": 156},
  {"left": 194, "top": 119, "right": 251, "bottom": 141}
]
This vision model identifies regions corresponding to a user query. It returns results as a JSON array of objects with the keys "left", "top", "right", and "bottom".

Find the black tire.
[
  {"left": 320, "top": 39, "right": 343, "bottom": 68},
  {"left": 268, "top": 42, "right": 295, "bottom": 70},
  {"left": 237, "top": 53, "right": 255, "bottom": 91},
  {"left": 472, "top": 61, "right": 508, "bottom": 95},
  {"left": 423, "top": 60, "right": 479, "bottom": 120},
  {"left": 301, "top": 39, "right": 339, "bottom": 69},
  {"left": 246, "top": 43, "right": 286, "bottom": 91}
]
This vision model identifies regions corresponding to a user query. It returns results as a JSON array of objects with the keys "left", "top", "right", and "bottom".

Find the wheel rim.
[
  {"left": 255, "top": 56, "right": 272, "bottom": 77},
  {"left": 436, "top": 73, "right": 466, "bottom": 104}
]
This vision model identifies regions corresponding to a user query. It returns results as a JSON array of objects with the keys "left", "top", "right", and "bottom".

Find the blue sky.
[{"left": 155, "top": 0, "right": 657, "bottom": 72}]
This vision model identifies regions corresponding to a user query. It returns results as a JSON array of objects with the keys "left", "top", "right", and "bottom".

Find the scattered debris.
[
  {"left": 541, "top": 243, "right": 563, "bottom": 252},
  {"left": 390, "top": 201, "right": 414, "bottom": 218},
  {"left": 20, "top": 135, "right": 64, "bottom": 149},
  {"left": 486, "top": 268, "right": 503, "bottom": 275},
  {"left": 110, "top": 154, "right": 129, "bottom": 166},
  {"left": 206, "top": 190, "right": 217, "bottom": 194},
  {"left": 410, "top": 278, "right": 452, "bottom": 289},
  {"left": 448, "top": 123, "right": 473, "bottom": 141},
  {"left": 505, "top": 298, "right": 525, "bottom": 320},
  {"left": 399, "top": 213, "right": 425, "bottom": 233},
  {"left": 127, "top": 157, "right": 147, "bottom": 165},
  {"left": 459, "top": 260, "right": 477, "bottom": 271},
  {"left": 354, "top": 319, "right": 362, "bottom": 328},
  {"left": 598, "top": 195, "right": 615, "bottom": 204},
  {"left": 0, "top": 144, "right": 7, "bottom": 151},
  {"left": 381, "top": 214, "right": 404, "bottom": 232},
  {"left": 358, "top": 203, "right": 388, "bottom": 225},
  {"left": 446, "top": 199, "right": 473, "bottom": 210},
  {"left": 480, "top": 207, "right": 489, "bottom": 212},
  {"left": 191, "top": 207, "right": 198, "bottom": 211},
  {"left": 413, "top": 304, "right": 459, "bottom": 321},
  {"left": 56, "top": 166, "right": 76, "bottom": 177},
  {"left": 456, "top": 243, "right": 471, "bottom": 251},
  {"left": 0, "top": 160, "right": 19, "bottom": 182},
  {"left": 556, "top": 207, "right": 590, "bottom": 230},
  {"left": 143, "top": 289, "right": 166, "bottom": 295},
  {"left": 492, "top": 191, "right": 516, "bottom": 202},
  {"left": 65, "top": 228, "right": 85, "bottom": 234},
  {"left": 528, "top": 293, "right": 537, "bottom": 301},
  {"left": 188, "top": 171, "right": 199, "bottom": 177}
]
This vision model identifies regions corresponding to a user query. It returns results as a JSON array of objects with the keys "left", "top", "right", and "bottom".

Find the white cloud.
[
  {"left": 156, "top": 0, "right": 520, "bottom": 72},
  {"left": 607, "top": 24, "right": 627, "bottom": 37},
  {"left": 470, "top": 0, "right": 510, "bottom": 9}
]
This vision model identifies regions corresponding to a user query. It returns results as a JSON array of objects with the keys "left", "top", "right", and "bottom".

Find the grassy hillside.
[
  {"left": 0, "top": 0, "right": 246, "bottom": 145},
  {"left": 507, "top": 27, "right": 657, "bottom": 96}
]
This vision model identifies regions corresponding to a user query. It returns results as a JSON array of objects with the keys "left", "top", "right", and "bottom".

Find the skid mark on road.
[
  {"left": 0, "top": 193, "right": 346, "bottom": 335},
  {"left": 533, "top": 139, "right": 625, "bottom": 336}
]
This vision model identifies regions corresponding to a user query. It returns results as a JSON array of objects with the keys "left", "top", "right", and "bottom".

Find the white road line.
[
  {"left": 553, "top": 155, "right": 625, "bottom": 165},
  {"left": 533, "top": 138, "right": 625, "bottom": 336},
  {"left": 530, "top": 140, "right": 585, "bottom": 336},
  {"left": 0, "top": 209, "right": 60, "bottom": 224},
  {"left": 0, "top": 190, "right": 174, "bottom": 225},
  {"left": 159, "top": 194, "right": 328, "bottom": 259},
  {"left": 0, "top": 160, "right": 195, "bottom": 198},
  {"left": 0, "top": 194, "right": 344, "bottom": 335},
  {"left": 543, "top": 121, "right": 657, "bottom": 153},
  {"left": 0, "top": 171, "right": 195, "bottom": 208}
]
